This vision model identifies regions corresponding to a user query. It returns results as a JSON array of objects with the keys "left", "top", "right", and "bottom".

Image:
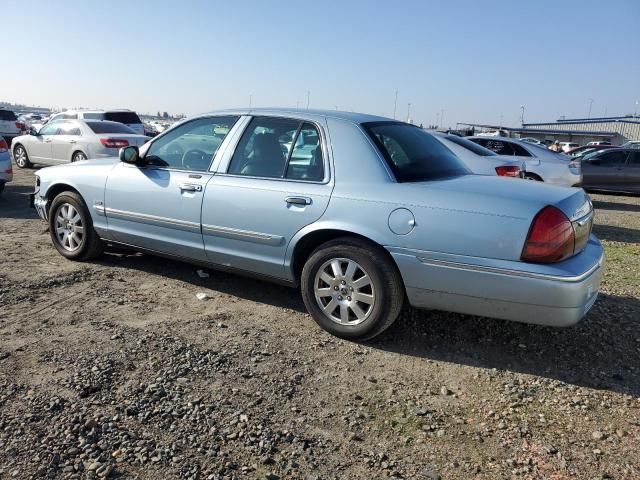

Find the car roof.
[{"left": 193, "top": 108, "right": 393, "bottom": 124}]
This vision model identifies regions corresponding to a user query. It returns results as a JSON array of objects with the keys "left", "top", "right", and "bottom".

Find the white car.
[
  {"left": 519, "top": 137, "right": 545, "bottom": 146},
  {"left": 433, "top": 133, "right": 525, "bottom": 177},
  {"left": 587, "top": 141, "right": 612, "bottom": 146},
  {"left": 469, "top": 137, "right": 582, "bottom": 186},
  {"left": 621, "top": 141, "right": 640, "bottom": 150},
  {"left": 0, "top": 109, "right": 23, "bottom": 145},
  {"left": 560, "top": 142, "right": 579, "bottom": 153},
  {"left": 12, "top": 120, "right": 149, "bottom": 168},
  {"left": 18, "top": 113, "right": 45, "bottom": 129},
  {"left": 47, "top": 109, "right": 145, "bottom": 135}
]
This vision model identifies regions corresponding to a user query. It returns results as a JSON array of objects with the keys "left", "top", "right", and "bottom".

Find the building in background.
[{"left": 457, "top": 116, "right": 640, "bottom": 145}]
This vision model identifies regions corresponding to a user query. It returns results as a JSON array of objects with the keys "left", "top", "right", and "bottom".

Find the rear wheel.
[
  {"left": 49, "top": 192, "right": 103, "bottom": 261},
  {"left": 524, "top": 173, "right": 543, "bottom": 181},
  {"left": 71, "top": 151, "right": 87, "bottom": 162},
  {"left": 0, "top": 182, "right": 4, "bottom": 194},
  {"left": 301, "top": 237, "right": 404, "bottom": 341},
  {"left": 14, "top": 145, "right": 31, "bottom": 168}
]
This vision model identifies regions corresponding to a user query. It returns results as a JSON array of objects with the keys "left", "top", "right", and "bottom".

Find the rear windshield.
[
  {"left": 444, "top": 134, "right": 497, "bottom": 156},
  {"left": 104, "top": 111, "right": 141, "bottom": 124},
  {"left": 86, "top": 121, "right": 136, "bottom": 134},
  {"left": 363, "top": 122, "right": 470, "bottom": 182},
  {"left": 0, "top": 110, "right": 17, "bottom": 121}
]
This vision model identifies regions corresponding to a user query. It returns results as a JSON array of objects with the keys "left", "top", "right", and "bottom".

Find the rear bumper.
[{"left": 389, "top": 236, "right": 604, "bottom": 327}]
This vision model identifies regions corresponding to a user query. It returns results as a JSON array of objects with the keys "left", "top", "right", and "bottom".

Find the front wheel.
[
  {"left": 300, "top": 237, "right": 404, "bottom": 341},
  {"left": 49, "top": 192, "right": 103, "bottom": 261},
  {"left": 14, "top": 145, "right": 31, "bottom": 168}
]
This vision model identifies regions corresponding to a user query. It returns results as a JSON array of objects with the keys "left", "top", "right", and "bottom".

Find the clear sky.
[{"left": 3, "top": 0, "right": 639, "bottom": 127}]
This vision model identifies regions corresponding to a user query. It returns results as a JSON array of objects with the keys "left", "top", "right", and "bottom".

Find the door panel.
[
  {"left": 625, "top": 151, "right": 640, "bottom": 191},
  {"left": 201, "top": 115, "right": 332, "bottom": 280},
  {"left": 104, "top": 163, "right": 210, "bottom": 261},
  {"left": 581, "top": 151, "right": 628, "bottom": 189},
  {"left": 51, "top": 135, "right": 75, "bottom": 163},
  {"left": 201, "top": 176, "right": 331, "bottom": 279}
]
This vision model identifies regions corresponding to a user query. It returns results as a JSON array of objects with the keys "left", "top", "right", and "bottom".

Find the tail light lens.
[
  {"left": 100, "top": 138, "right": 129, "bottom": 148},
  {"left": 5, "top": 166, "right": 12, "bottom": 174},
  {"left": 521, "top": 206, "right": 575, "bottom": 263},
  {"left": 0, "top": 138, "right": 7, "bottom": 153},
  {"left": 495, "top": 165, "right": 521, "bottom": 177},
  {"left": 15, "top": 121, "right": 25, "bottom": 130}
]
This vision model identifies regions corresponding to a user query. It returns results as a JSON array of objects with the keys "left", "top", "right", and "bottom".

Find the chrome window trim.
[{"left": 416, "top": 255, "right": 603, "bottom": 283}]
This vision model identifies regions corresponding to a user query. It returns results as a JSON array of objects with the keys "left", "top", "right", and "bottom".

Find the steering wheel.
[{"left": 181, "top": 149, "right": 210, "bottom": 170}]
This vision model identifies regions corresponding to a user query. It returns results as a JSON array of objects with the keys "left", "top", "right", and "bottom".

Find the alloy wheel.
[
  {"left": 313, "top": 258, "right": 375, "bottom": 325},
  {"left": 15, "top": 147, "right": 27, "bottom": 167},
  {"left": 54, "top": 203, "right": 85, "bottom": 252}
]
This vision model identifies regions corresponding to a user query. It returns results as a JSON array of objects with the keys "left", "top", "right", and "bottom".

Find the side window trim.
[
  {"left": 283, "top": 121, "right": 304, "bottom": 177},
  {"left": 219, "top": 116, "right": 330, "bottom": 184}
]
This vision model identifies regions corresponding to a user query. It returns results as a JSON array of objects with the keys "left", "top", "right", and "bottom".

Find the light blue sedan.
[{"left": 31, "top": 109, "right": 604, "bottom": 340}]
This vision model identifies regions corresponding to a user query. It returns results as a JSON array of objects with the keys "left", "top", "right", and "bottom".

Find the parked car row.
[
  {"left": 30, "top": 108, "right": 603, "bottom": 341},
  {"left": 0, "top": 136, "right": 12, "bottom": 194}
]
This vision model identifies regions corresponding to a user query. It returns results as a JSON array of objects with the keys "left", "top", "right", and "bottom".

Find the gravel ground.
[{"left": 1, "top": 166, "right": 639, "bottom": 480}]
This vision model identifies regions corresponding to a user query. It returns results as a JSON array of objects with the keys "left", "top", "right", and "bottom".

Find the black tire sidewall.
[
  {"left": 72, "top": 152, "right": 86, "bottom": 162},
  {"left": 301, "top": 240, "right": 402, "bottom": 340},
  {"left": 48, "top": 193, "right": 94, "bottom": 260}
]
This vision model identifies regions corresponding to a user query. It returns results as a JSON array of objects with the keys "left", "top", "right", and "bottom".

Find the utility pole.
[
  {"left": 393, "top": 91, "right": 398, "bottom": 119},
  {"left": 588, "top": 98, "right": 594, "bottom": 119},
  {"left": 520, "top": 105, "right": 525, "bottom": 125},
  {"left": 441, "top": 109, "right": 444, "bottom": 129},
  {"left": 407, "top": 103, "right": 411, "bottom": 123},
  {"left": 306, "top": 91, "right": 310, "bottom": 109},
  {"left": 249, "top": 94, "right": 252, "bottom": 109},
  {"left": 499, "top": 114, "right": 503, "bottom": 127}
]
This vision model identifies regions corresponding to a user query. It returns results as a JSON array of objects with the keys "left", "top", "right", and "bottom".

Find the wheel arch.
[
  {"left": 71, "top": 150, "right": 87, "bottom": 162},
  {"left": 43, "top": 182, "right": 83, "bottom": 215},
  {"left": 287, "top": 224, "right": 400, "bottom": 284}
]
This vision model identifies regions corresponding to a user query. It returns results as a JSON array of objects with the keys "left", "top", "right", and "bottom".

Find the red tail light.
[
  {"left": 495, "top": 165, "right": 521, "bottom": 177},
  {"left": 521, "top": 206, "right": 575, "bottom": 263},
  {"left": 4, "top": 166, "right": 12, "bottom": 174},
  {"left": 100, "top": 138, "right": 129, "bottom": 148},
  {"left": 15, "top": 121, "right": 25, "bottom": 130},
  {"left": 0, "top": 138, "right": 7, "bottom": 153}
]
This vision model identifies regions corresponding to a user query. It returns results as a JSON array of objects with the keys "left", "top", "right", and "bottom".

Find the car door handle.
[
  {"left": 69, "top": 139, "right": 77, "bottom": 144},
  {"left": 44, "top": 139, "right": 52, "bottom": 143},
  {"left": 179, "top": 183, "right": 202, "bottom": 192},
  {"left": 285, "top": 196, "right": 312, "bottom": 206}
]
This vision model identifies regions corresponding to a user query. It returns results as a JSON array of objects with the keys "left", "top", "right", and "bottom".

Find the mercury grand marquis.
[{"left": 31, "top": 109, "right": 604, "bottom": 340}]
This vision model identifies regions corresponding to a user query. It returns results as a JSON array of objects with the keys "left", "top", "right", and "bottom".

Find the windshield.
[
  {"left": 443, "top": 134, "right": 497, "bottom": 156},
  {"left": 363, "top": 122, "right": 470, "bottom": 182},
  {"left": 105, "top": 111, "right": 141, "bottom": 124},
  {"left": 86, "top": 121, "right": 136, "bottom": 134}
]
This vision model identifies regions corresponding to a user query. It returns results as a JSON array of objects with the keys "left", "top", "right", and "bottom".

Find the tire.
[
  {"left": 524, "top": 173, "right": 543, "bottom": 181},
  {"left": 48, "top": 191, "right": 103, "bottom": 261},
  {"left": 300, "top": 237, "right": 404, "bottom": 341},
  {"left": 0, "top": 182, "right": 4, "bottom": 194},
  {"left": 71, "top": 151, "right": 87, "bottom": 162},
  {"left": 13, "top": 144, "right": 31, "bottom": 168}
]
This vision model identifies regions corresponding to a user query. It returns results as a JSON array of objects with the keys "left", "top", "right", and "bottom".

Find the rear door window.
[
  {"left": 483, "top": 140, "right": 516, "bottom": 156},
  {"left": 590, "top": 151, "right": 629, "bottom": 166},
  {"left": 229, "top": 117, "right": 325, "bottom": 181},
  {"left": 511, "top": 143, "right": 532, "bottom": 156},
  {"left": 105, "top": 111, "right": 142, "bottom": 124}
]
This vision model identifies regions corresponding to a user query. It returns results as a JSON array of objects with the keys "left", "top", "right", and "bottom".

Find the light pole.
[
  {"left": 520, "top": 105, "right": 525, "bottom": 125},
  {"left": 249, "top": 94, "right": 252, "bottom": 109},
  {"left": 393, "top": 91, "right": 398, "bottom": 119},
  {"left": 407, "top": 103, "right": 411, "bottom": 123},
  {"left": 588, "top": 98, "right": 593, "bottom": 119},
  {"left": 306, "top": 91, "right": 310, "bottom": 109},
  {"left": 440, "top": 109, "right": 444, "bottom": 129}
]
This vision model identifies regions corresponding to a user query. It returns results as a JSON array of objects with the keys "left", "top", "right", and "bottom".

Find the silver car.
[
  {"left": 31, "top": 109, "right": 603, "bottom": 341},
  {"left": 12, "top": 120, "right": 149, "bottom": 167},
  {"left": 47, "top": 109, "right": 145, "bottom": 136},
  {"left": 469, "top": 136, "right": 582, "bottom": 186},
  {"left": 433, "top": 133, "right": 525, "bottom": 177}
]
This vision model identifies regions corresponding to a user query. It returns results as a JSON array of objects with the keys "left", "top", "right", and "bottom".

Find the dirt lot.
[{"left": 1, "top": 165, "right": 639, "bottom": 480}]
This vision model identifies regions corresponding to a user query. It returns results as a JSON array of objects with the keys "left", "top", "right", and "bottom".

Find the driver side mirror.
[
  {"left": 119, "top": 146, "right": 140, "bottom": 164},
  {"left": 28, "top": 126, "right": 38, "bottom": 136}
]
